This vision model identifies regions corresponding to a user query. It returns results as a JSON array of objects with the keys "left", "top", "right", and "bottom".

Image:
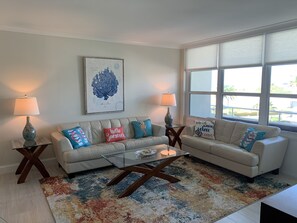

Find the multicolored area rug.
[{"left": 40, "top": 158, "right": 289, "bottom": 223}]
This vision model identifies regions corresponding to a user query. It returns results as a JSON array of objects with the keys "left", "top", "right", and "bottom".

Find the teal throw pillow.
[
  {"left": 239, "top": 127, "right": 265, "bottom": 152},
  {"left": 62, "top": 126, "right": 91, "bottom": 149},
  {"left": 131, "top": 119, "right": 153, "bottom": 139}
]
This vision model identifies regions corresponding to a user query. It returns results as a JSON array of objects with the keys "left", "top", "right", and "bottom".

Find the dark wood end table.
[
  {"left": 11, "top": 137, "right": 52, "bottom": 184},
  {"left": 165, "top": 124, "right": 185, "bottom": 147}
]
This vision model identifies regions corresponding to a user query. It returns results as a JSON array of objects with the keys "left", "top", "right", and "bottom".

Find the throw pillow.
[
  {"left": 62, "top": 126, "right": 91, "bottom": 149},
  {"left": 193, "top": 120, "right": 215, "bottom": 140},
  {"left": 131, "top": 119, "right": 153, "bottom": 139},
  {"left": 104, "top": 127, "right": 126, "bottom": 143},
  {"left": 239, "top": 127, "right": 266, "bottom": 152}
]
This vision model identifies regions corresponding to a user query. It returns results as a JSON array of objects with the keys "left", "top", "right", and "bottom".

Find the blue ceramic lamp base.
[
  {"left": 23, "top": 116, "right": 37, "bottom": 146},
  {"left": 164, "top": 107, "right": 173, "bottom": 127}
]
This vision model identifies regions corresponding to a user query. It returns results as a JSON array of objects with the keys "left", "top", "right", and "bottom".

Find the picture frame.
[{"left": 84, "top": 57, "right": 124, "bottom": 114}]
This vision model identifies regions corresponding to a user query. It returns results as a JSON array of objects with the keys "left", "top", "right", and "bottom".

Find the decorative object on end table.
[
  {"left": 161, "top": 93, "right": 176, "bottom": 127},
  {"left": 14, "top": 95, "right": 40, "bottom": 146},
  {"left": 84, "top": 57, "right": 124, "bottom": 114}
]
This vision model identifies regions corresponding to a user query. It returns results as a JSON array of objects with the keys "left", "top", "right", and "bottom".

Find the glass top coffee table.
[{"left": 102, "top": 144, "right": 189, "bottom": 198}]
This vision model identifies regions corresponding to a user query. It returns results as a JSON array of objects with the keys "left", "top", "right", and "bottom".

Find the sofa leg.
[
  {"left": 247, "top": 177, "right": 254, "bottom": 183},
  {"left": 272, "top": 168, "right": 279, "bottom": 175},
  {"left": 68, "top": 173, "right": 75, "bottom": 179},
  {"left": 184, "top": 153, "right": 190, "bottom": 158}
]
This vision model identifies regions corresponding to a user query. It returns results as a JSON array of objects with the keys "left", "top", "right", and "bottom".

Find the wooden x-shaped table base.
[
  {"left": 166, "top": 125, "right": 185, "bottom": 148},
  {"left": 107, "top": 156, "right": 180, "bottom": 198},
  {"left": 15, "top": 145, "right": 50, "bottom": 184}
]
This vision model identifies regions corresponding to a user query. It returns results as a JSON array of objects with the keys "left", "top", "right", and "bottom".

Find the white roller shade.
[
  {"left": 220, "top": 36, "right": 263, "bottom": 67},
  {"left": 266, "top": 28, "right": 297, "bottom": 63},
  {"left": 186, "top": 44, "right": 217, "bottom": 69}
]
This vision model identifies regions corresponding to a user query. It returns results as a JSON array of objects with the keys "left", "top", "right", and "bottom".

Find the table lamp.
[
  {"left": 14, "top": 95, "right": 40, "bottom": 146},
  {"left": 161, "top": 93, "right": 176, "bottom": 127}
]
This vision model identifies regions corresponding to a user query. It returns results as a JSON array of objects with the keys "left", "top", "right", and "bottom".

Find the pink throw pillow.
[{"left": 104, "top": 127, "right": 126, "bottom": 143}]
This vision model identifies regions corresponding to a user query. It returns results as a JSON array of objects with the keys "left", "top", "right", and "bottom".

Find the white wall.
[
  {"left": 0, "top": 31, "right": 180, "bottom": 172},
  {"left": 280, "top": 131, "right": 297, "bottom": 179}
]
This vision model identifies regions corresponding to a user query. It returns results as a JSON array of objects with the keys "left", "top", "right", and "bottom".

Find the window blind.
[
  {"left": 266, "top": 28, "right": 297, "bottom": 63},
  {"left": 186, "top": 44, "right": 217, "bottom": 69},
  {"left": 219, "top": 36, "right": 263, "bottom": 67}
]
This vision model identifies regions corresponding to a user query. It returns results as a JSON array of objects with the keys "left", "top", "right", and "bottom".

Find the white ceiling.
[{"left": 1, "top": 0, "right": 297, "bottom": 48}]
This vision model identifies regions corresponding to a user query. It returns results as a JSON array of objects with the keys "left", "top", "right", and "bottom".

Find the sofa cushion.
[
  {"left": 239, "top": 128, "right": 266, "bottom": 152},
  {"left": 131, "top": 119, "right": 153, "bottom": 139},
  {"left": 62, "top": 126, "right": 91, "bottom": 149},
  {"left": 230, "top": 122, "right": 280, "bottom": 146},
  {"left": 211, "top": 119, "right": 236, "bottom": 143},
  {"left": 104, "top": 127, "right": 126, "bottom": 143},
  {"left": 194, "top": 120, "right": 215, "bottom": 139},
  {"left": 211, "top": 143, "right": 259, "bottom": 166},
  {"left": 63, "top": 143, "right": 125, "bottom": 163},
  {"left": 181, "top": 135, "right": 222, "bottom": 153},
  {"left": 122, "top": 136, "right": 168, "bottom": 150}
]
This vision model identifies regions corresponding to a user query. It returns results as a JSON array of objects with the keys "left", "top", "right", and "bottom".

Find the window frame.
[
  {"left": 187, "top": 68, "right": 219, "bottom": 118},
  {"left": 221, "top": 66, "right": 263, "bottom": 123},
  {"left": 266, "top": 62, "right": 297, "bottom": 131}
]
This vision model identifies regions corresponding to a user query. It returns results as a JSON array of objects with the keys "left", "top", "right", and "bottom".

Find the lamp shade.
[
  {"left": 14, "top": 96, "right": 40, "bottom": 116},
  {"left": 161, "top": 93, "right": 176, "bottom": 106}
]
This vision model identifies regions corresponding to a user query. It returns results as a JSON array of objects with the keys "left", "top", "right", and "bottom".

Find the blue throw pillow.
[
  {"left": 62, "top": 126, "right": 91, "bottom": 149},
  {"left": 239, "top": 127, "right": 266, "bottom": 152},
  {"left": 131, "top": 119, "right": 153, "bottom": 139}
]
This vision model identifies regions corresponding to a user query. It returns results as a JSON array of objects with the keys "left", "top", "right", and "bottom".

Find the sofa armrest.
[
  {"left": 51, "top": 131, "right": 73, "bottom": 152},
  {"left": 51, "top": 131, "right": 73, "bottom": 167},
  {"left": 251, "top": 136, "right": 288, "bottom": 174},
  {"left": 152, "top": 124, "right": 166, "bottom": 136}
]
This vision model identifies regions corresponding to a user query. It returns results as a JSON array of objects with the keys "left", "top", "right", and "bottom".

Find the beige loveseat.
[
  {"left": 51, "top": 116, "right": 168, "bottom": 175},
  {"left": 181, "top": 118, "right": 288, "bottom": 181}
]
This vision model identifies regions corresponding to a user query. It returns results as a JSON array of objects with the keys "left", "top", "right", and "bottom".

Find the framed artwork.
[{"left": 84, "top": 57, "right": 124, "bottom": 114}]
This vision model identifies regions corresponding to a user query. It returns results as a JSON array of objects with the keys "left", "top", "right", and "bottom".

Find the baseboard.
[
  {"left": 278, "top": 172, "right": 297, "bottom": 185},
  {"left": 0, "top": 157, "right": 58, "bottom": 175}
]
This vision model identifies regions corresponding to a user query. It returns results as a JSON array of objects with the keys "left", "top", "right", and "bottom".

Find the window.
[
  {"left": 223, "top": 96, "right": 260, "bottom": 122},
  {"left": 185, "top": 27, "right": 297, "bottom": 131},
  {"left": 269, "top": 64, "right": 297, "bottom": 128},
  {"left": 223, "top": 67, "right": 262, "bottom": 93},
  {"left": 189, "top": 70, "right": 217, "bottom": 118},
  {"left": 222, "top": 67, "right": 262, "bottom": 122},
  {"left": 191, "top": 70, "right": 217, "bottom": 92}
]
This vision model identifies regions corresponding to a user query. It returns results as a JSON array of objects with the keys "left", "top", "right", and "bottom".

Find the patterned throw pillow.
[
  {"left": 62, "top": 126, "right": 91, "bottom": 149},
  {"left": 239, "top": 127, "right": 266, "bottom": 152},
  {"left": 104, "top": 127, "right": 126, "bottom": 143},
  {"left": 194, "top": 120, "right": 215, "bottom": 140},
  {"left": 131, "top": 119, "right": 153, "bottom": 139}
]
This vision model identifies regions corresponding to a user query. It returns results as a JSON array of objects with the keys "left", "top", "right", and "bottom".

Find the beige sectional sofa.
[
  {"left": 51, "top": 116, "right": 168, "bottom": 175},
  {"left": 181, "top": 118, "right": 288, "bottom": 181}
]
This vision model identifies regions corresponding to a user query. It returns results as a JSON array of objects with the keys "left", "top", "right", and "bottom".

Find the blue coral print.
[{"left": 92, "top": 68, "right": 119, "bottom": 100}]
